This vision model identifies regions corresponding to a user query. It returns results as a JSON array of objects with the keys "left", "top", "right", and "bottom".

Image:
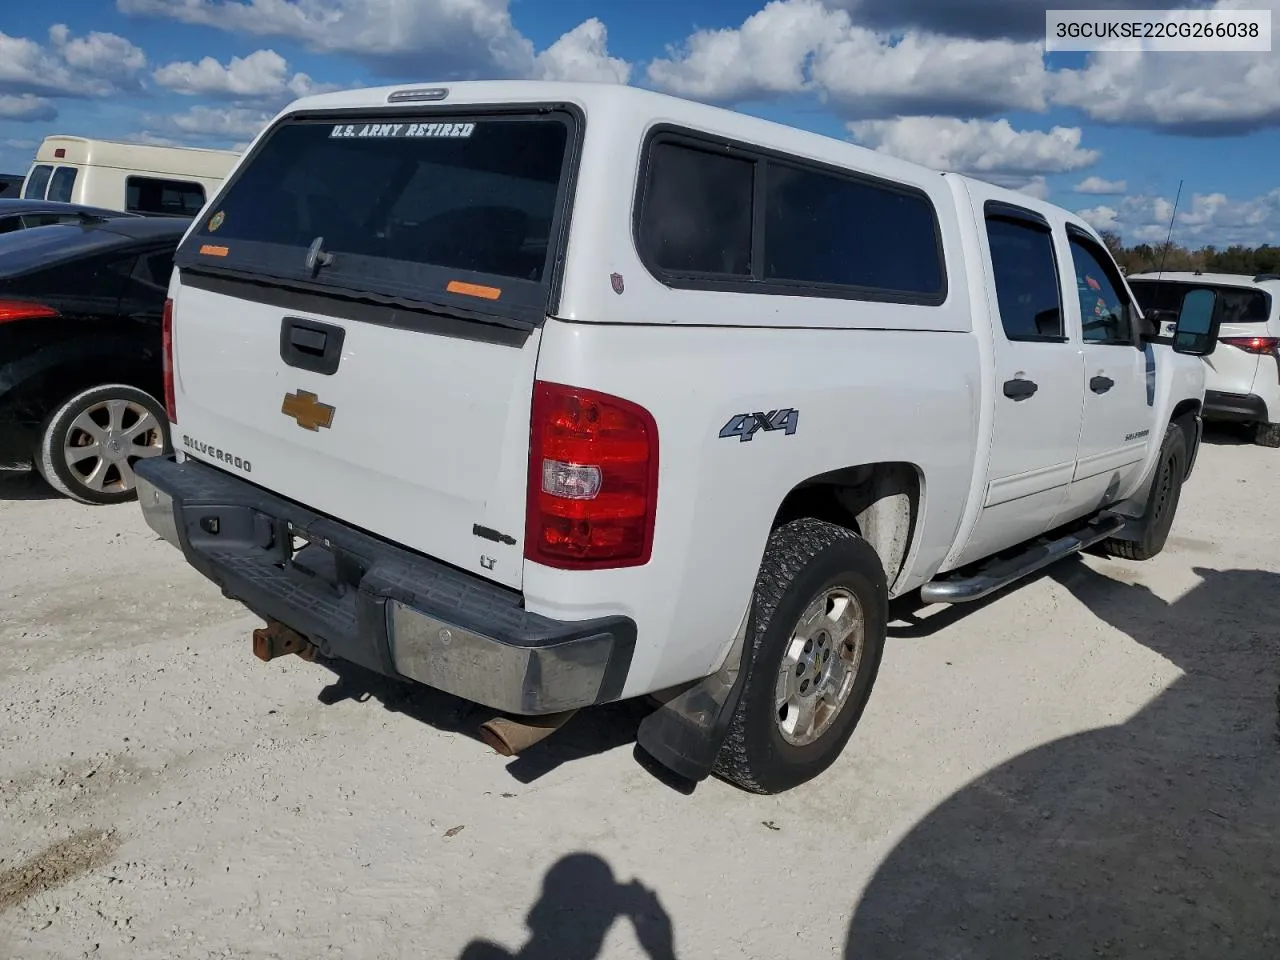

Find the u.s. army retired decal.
[{"left": 329, "top": 122, "right": 475, "bottom": 140}]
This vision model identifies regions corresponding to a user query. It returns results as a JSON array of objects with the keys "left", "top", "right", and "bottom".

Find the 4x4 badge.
[{"left": 281, "top": 389, "right": 335, "bottom": 431}]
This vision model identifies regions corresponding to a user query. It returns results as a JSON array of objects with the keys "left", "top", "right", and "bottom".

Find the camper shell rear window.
[{"left": 174, "top": 107, "right": 580, "bottom": 327}]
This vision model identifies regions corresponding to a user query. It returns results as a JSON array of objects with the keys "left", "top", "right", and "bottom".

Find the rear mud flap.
[{"left": 636, "top": 609, "right": 750, "bottom": 784}]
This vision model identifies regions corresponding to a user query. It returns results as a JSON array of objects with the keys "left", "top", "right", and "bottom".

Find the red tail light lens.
[
  {"left": 1221, "top": 336, "right": 1280, "bottom": 355},
  {"left": 162, "top": 298, "right": 176, "bottom": 422},
  {"left": 0, "top": 300, "right": 58, "bottom": 323},
  {"left": 526, "top": 381, "right": 659, "bottom": 570}
]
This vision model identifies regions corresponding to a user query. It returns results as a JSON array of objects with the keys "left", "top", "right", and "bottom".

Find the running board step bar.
[{"left": 919, "top": 515, "right": 1125, "bottom": 605}]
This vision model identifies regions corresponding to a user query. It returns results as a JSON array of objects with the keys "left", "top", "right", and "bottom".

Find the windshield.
[{"left": 176, "top": 110, "right": 576, "bottom": 319}]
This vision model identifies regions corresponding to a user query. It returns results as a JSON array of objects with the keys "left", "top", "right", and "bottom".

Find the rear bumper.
[
  {"left": 133, "top": 455, "right": 635, "bottom": 715},
  {"left": 1203, "top": 390, "right": 1268, "bottom": 423}
]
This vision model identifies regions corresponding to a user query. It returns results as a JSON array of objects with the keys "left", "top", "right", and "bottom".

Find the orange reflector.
[
  {"left": 54, "top": 148, "right": 66, "bottom": 158},
  {"left": 446, "top": 280, "right": 501, "bottom": 301},
  {"left": 199, "top": 244, "right": 229, "bottom": 257}
]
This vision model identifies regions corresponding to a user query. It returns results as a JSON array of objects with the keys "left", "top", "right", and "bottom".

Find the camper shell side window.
[{"left": 633, "top": 126, "right": 947, "bottom": 306}]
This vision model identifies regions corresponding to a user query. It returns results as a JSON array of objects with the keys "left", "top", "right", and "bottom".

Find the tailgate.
[{"left": 166, "top": 104, "right": 581, "bottom": 590}]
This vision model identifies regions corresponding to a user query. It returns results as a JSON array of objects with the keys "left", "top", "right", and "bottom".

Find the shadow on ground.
[
  {"left": 458, "top": 853, "right": 678, "bottom": 960},
  {"left": 847, "top": 559, "right": 1280, "bottom": 959},
  {"left": 1201, "top": 422, "right": 1259, "bottom": 446},
  {"left": 0, "top": 467, "right": 59, "bottom": 501},
  {"left": 314, "top": 658, "right": 649, "bottom": 784}
]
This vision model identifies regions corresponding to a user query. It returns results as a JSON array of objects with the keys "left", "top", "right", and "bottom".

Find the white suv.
[{"left": 1129, "top": 272, "right": 1280, "bottom": 446}]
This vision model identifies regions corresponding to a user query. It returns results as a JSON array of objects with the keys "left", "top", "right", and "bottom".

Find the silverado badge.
[{"left": 281, "top": 389, "right": 335, "bottom": 431}]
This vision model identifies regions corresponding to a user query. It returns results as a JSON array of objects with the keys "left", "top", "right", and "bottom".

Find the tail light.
[
  {"left": 0, "top": 300, "right": 58, "bottom": 323},
  {"left": 162, "top": 297, "right": 176, "bottom": 422},
  {"left": 1221, "top": 336, "right": 1280, "bottom": 355},
  {"left": 526, "top": 381, "right": 659, "bottom": 570}
]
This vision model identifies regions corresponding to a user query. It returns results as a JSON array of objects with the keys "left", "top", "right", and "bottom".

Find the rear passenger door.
[
  {"left": 955, "top": 196, "right": 1086, "bottom": 564},
  {"left": 1059, "top": 230, "right": 1153, "bottom": 520}
]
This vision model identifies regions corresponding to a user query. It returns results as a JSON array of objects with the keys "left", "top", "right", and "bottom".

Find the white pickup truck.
[{"left": 134, "top": 81, "right": 1219, "bottom": 795}]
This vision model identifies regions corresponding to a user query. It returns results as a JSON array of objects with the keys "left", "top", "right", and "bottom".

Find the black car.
[
  {"left": 0, "top": 174, "right": 24, "bottom": 199},
  {"left": 0, "top": 215, "right": 189, "bottom": 503},
  {"left": 0, "top": 197, "right": 139, "bottom": 235}
]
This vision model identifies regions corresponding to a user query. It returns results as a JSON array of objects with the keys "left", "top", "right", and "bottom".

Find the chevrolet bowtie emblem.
[{"left": 281, "top": 389, "right": 335, "bottom": 431}]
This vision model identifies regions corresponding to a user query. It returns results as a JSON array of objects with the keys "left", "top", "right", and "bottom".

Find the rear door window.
[
  {"left": 176, "top": 112, "right": 577, "bottom": 323},
  {"left": 47, "top": 166, "right": 78, "bottom": 203},
  {"left": 24, "top": 165, "right": 53, "bottom": 199},
  {"left": 985, "top": 215, "right": 1064, "bottom": 341}
]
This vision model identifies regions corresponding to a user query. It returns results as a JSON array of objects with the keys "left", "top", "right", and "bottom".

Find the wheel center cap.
[{"left": 106, "top": 434, "right": 123, "bottom": 456}]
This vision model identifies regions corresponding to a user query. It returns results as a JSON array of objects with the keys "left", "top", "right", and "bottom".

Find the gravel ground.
[{"left": 1, "top": 430, "right": 1277, "bottom": 960}]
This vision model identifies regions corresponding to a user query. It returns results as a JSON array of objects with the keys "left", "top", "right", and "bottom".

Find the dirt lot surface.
[{"left": 2, "top": 430, "right": 1278, "bottom": 960}]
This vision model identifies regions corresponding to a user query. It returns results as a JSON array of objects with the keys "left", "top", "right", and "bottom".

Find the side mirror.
[{"left": 1172, "top": 288, "right": 1219, "bottom": 357}]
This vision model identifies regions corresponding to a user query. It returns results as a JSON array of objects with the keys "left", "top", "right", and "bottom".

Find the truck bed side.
[{"left": 526, "top": 319, "right": 982, "bottom": 699}]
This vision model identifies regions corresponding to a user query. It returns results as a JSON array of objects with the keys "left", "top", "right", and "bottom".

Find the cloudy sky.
[{"left": 2, "top": 0, "right": 1278, "bottom": 247}]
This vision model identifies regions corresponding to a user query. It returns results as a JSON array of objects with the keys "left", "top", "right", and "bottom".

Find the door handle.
[
  {"left": 1090, "top": 375, "right": 1115, "bottom": 394},
  {"left": 280, "top": 317, "right": 346, "bottom": 376},
  {"left": 1002, "top": 378, "right": 1038, "bottom": 401}
]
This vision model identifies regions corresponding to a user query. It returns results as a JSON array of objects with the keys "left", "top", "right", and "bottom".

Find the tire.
[
  {"left": 36, "top": 384, "right": 170, "bottom": 505},
  {"left": 1100, "top": 421, "right": 1187, "bottom": 562},
  {"left": 1254, "top": 422, "right": 1280, "bottom": 448},
  {"left": 712, "top": 518, "right": 888, "bottom": 795}
]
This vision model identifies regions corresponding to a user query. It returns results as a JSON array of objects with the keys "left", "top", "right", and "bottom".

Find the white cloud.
[
  {"left": 0, "top": 94, "right": 57, "bottom": 122},
  {"left": 154, "top": 49, "right": 331, "bottom": 102},
  {"left": 533, "top": 19, "right": 630, "bottom": 84},
  {"left": 1078, "top": 204, "right": 1121, "bottom": 232},
  {"left": 0, "top": 25, "right": 147, "bottom": 98},
  {"left": 648, "top": 0, "right": 843, "bottom": 101},
  {"left": 127, "top": 131, "right": 188, "bottom": 147},
  {"left": 1080, "top": 189, "right": 1280, "bottom": 247},
  {"left": 646, "top": 0, "right": 1048, "bottom": 118},
  {"left": 812, "top": 26, "right": 1047, "bottom": 118},
  {"left": 1075, "top": 175, "right": 1127, "bottom": 195},
  {"left": 161, "top": 105, "right": 274, "bottom": 140},
  {"left": 3, "top": 137, "right": 39, "bottom": 150},
  {"left": 1052, "top": 0, "right": 1280, "bottom": 133},
  {"left": 120, "top": 0, "right": 627, "bottom": 82},
  {"left": 1015, "top": 177, "right": 1051, "bottom": 201},
  {"left": 848, "top": 117, "right": 1098, "bottom": 177}
]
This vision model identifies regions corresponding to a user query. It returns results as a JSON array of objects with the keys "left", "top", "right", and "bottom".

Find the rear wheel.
[
  {"left": 36, "top": 384, "right": 169, "bottom": 505},
  {"left": 1254, "top": 422, "right": 1280, "bottom": 448},
  {"left": 1100, "top": 422, "right": 1186, "bottom": 562},
  {"left": 713, "top": 518, "right": 887, "bottom": 795}
]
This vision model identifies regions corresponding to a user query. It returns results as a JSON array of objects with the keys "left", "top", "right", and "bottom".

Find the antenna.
[{"left": 1156, "top": 178, "right": 1183, "bottom": 280}]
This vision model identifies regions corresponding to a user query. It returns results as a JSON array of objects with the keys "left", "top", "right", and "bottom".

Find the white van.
[{"left": 22, "top": 137, "right": 238, "bottom": 217}]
